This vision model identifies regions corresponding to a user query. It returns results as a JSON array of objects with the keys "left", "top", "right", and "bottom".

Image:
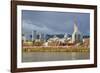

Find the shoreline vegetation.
[{"left": 22, "top": 46, "right": 89, "bottom": 52}]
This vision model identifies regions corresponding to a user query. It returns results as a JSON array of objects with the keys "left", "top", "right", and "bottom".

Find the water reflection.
[{"left": 22, "top": 52, "right": 90, "bottom": 62}]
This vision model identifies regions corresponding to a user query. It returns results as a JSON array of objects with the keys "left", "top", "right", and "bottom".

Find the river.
[{"left": 22, "top": 52, "right": 90, "bottom": 62}]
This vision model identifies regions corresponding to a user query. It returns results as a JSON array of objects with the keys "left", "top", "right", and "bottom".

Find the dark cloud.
[{"left": 22, "top": 10, "right": 90, "bottom": 35}]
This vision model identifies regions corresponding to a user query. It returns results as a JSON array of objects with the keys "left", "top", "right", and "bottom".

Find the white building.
[
  {"left": 48, "top": 35, "right": 59, "bottom": 42},
  {"left": 72, "top": 18, "right": 83, "bottom": 43},
  {"left": 22, "top": 35, "right": 26, "bottom": 42},
  {"left": 47, "top": 34, "right": 68, "bottom": 44}
]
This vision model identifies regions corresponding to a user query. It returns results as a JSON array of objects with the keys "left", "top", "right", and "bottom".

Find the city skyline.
[{"left": 22, "top": 10, "right": 90, "bottom": 36}]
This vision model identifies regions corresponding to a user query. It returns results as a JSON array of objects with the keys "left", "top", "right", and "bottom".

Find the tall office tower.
[
  {"left": 38, "top": 32, "right": 45, "bottom": 41},
  {"left": 72, "top": 17, "right": 83, "bottom": 43},
  {"left": 22, "top": 34, "right": 26, "bottom": 42},
  {"left": 32, "top": 30, "right": 37, "bottom": 41}
]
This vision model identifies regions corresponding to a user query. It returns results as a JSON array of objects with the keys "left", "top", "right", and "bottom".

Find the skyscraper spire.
[
  {"left": 72, "top": 16, "right": 83, "bottom": 43},
  {"left": 74, "top": 16, "right": 78, "bottom": 32}
]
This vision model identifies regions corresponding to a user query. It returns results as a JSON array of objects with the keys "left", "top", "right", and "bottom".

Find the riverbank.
[{"left": 22, "top": 46, "right": 89, "bottom": 52}]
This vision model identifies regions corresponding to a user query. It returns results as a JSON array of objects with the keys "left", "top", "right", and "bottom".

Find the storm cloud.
[{"left": 22, "top": 10, "right": 90, "bottom": 35}]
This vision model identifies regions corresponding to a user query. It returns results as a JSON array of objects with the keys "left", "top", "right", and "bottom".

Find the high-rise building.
[
  {"left": 72, "top": 17, "right": 83, "bottom": 43},
  {"left": 31, "top": 30, "right": 46, "bottom": 41},
  {"left": 38, "top": 32, "right": 45, "bottom": 41},
  {"left": 32, "top": 30, "right": 37, "bottom": 41},
  {"left": 22, "top": 34, "right": 26, "bottom": 42}
]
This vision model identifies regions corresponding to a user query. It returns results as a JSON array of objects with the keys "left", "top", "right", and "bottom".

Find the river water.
[{"left": 22, "top": 52, "right": 90, "bottom": 62}]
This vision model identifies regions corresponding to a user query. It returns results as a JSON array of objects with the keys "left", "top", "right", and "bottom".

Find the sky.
[{"left": 22, "top": 10, "right": 90, "bottom": 36}]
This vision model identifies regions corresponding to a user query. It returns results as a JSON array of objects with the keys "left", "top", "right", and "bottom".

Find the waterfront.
[{"left": 22, "top": 52, "right": 90, "bottom": 62}]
